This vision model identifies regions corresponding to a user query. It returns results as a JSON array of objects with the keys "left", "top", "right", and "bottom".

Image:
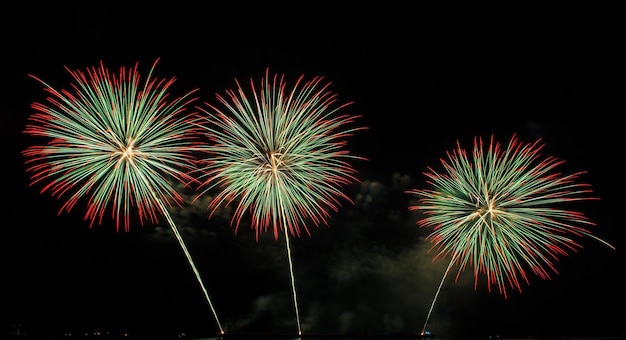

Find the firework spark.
[
  {"left": 405, "top": 134, "right": 614, "bottom": 335},
  {"left": 22, "top": 59, "right": 224, "bottom": 334},
  {"left": 194, "top": 68, "right": 367, "bottom": 335}
]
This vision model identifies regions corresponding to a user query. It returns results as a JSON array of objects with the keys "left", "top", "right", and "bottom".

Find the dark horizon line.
[{"left": 11, "top": 330, "right": 626, "bottom": 339}]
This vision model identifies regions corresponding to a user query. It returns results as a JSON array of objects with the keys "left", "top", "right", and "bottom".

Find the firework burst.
[
  {"left": 194, "top": 68, "right": 367, "bottom": 335},
  {"left": 22, "top": 59, "right": 224, "bottom": 334},
  {"left": 406, "top": 133, "right": 614, "bottom": 334}
]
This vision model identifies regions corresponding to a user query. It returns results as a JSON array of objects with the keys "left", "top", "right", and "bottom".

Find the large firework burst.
[
  {"left": 406, "top": 133, "right": 614, "bottom": 334},
  {"left": 194, "top": 68, "right": 367, "bottom": 335},
  {"left": 22, "top": 59, "right": 224, "bottom": 334}
]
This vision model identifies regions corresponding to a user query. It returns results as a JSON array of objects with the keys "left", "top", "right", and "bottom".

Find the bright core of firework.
[{"left": 406, "top": 134, "right": 614, "bottom": 298}]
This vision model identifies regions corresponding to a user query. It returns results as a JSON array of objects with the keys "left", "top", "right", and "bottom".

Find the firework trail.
[
  {"left": 194, "top": 68, "right": 367, "bottom": 335},
  {"left": 22, "top": 59, "right": 224, "bottom": 335},
  {"left": 406, "top": 134, "right": 614, "bottom": 335}
]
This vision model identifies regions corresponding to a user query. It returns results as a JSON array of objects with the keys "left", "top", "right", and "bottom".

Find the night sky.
[{"left": 3, "top": 3, "right": 624, "bottom": 339}]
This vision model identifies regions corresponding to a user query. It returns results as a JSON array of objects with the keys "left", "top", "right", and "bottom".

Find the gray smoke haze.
[{"left": 158, "top": 173, "right": 480, "bottom": 335}]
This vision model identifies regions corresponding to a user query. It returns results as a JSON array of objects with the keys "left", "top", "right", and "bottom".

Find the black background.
[{"left": 3, "top": 3, "right": 624, "bottom": 339}]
